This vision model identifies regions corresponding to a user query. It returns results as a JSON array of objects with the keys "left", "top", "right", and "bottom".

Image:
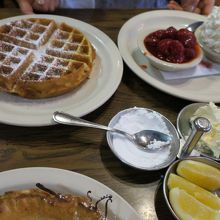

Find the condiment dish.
[
  {"left": 177, "top": 102, "right": 206, "bottom": 140},
  {"left": 163, "top": 156, "right": 220, "bottom": 220},
  {"left": 106, "top": 107, "right": 180, "bottom": 171},
  {"left": 195, "top": 26, "right": 220, "bottom": 64},
  {"left": 138, "top": 30, "right": 203, "bottom": 72},
  {"left": 177, "top": 102, "right": 220, "bottom": 161}
]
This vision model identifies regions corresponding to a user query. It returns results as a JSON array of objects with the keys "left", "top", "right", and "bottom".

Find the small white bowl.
[
  {"left": 195, "top": 26, "right": 220, "bottom": 64},
  {"left": 138, "top": 31, "right": 203, "bottom": 72}
]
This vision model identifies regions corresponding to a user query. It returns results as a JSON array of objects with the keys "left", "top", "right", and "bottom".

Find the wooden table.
[{"left": 0, "top": 8, "right": 191, "bottom": 220}]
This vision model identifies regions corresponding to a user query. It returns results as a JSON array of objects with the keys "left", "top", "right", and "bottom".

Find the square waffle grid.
[
  {"left": 46, "top": 23, "right": 93, "bottom": 69},
  {"left": 0, "top": 18, "right": 56, "bottom": 49},
  {"left": 0, "top": 40, "right": 34, "bottom": 91},
  {"left": 0, "top": 41, "right": 31, "bottom": 76},
  {"left": 20, "top": 55, "right": 84, "bottom": 81}
]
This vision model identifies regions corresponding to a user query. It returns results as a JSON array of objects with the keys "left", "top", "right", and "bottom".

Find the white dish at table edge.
[
  {"left": 118, "top": 10, "right": 220, "bottom": 103},
  {"left": 0, "top": 14, "right": 123, "bottom": 127},
  {"left": 0, "top": 167, "right": 140, "bottom": 220}
]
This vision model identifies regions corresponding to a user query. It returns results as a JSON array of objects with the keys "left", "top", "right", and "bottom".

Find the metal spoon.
[
  {"left": 53, "top": 111, "right": 172, "bottom": 152},
  {"left": 186, "top": 21, "right": 203, "bottom": 32}
]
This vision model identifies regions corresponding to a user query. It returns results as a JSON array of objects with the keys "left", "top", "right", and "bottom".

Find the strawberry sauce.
[{"left": 144, "top": 26, "right": 199, "bottom": 64}]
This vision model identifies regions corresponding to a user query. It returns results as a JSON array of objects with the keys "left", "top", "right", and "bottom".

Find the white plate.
[
  {"left": 0, "top": 167, "right": 140, "bottom": 220},
  {"left": 0, "top": 14, "right": 123, "bottom": 126},
  {"left": 117, "top": 10, "right": 220, "bottom": 103}
]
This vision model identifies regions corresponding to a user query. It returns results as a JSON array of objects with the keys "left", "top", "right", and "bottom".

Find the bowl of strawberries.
[{"left": 138, "top": 26, "right": 203, "bottom": 72}]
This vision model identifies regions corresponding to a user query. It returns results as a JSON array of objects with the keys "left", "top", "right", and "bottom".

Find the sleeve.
[{"left": 59, "top": 0, "right": 95, "bottom": 8}]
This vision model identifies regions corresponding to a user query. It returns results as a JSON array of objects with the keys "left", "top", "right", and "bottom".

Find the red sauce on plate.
[
  {"left": 201, "top": 60, "right": 213, "bottom": 68},
  {"left": 144, "top": 26, "right": 200, "bottom": 64}
]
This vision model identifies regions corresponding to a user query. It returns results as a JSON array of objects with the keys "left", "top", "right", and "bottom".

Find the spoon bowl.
[
  {"left": 186, "top": 21, "right": 203, "bottom": 32},
  {"left": 53, "top": 111, "right": 171, "bottom": 152},
  {"left": 133, "top": 129, "right": 171, "bottom": 151}
]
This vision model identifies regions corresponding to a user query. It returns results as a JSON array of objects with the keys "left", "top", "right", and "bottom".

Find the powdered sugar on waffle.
[
  {"left": 0, "top": 18, "right": 95, "bottom": 98},
  {"left": 0, "top": 41, "right": 32, "bottom": 76}
]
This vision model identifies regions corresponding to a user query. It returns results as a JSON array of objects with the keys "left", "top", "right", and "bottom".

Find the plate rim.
[
  {"left": 117, "top": 10, "right": 220, "bottom": 102},
  {"left": 0, "top": 14, "right": 123, "bottom": 127},
  {"left": 0, "top": 166, "right": 141, "bottom": 219}
]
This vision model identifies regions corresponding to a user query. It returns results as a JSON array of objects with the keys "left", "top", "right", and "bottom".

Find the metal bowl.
[
  {"left": 177, "top": 102, "right": 220, "bottom": 161},
  {"left": 106, "top": 107, "right": 180, "bottom": 171},
  {"left": 163, "top": 156, "right": 220, "bottom": 219}
]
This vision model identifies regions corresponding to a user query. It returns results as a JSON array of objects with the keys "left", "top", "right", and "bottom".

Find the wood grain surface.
[{"left": 0, "top": 8, "right": 193, "bottom": 220}]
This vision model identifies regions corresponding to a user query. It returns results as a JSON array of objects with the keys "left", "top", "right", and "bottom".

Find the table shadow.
[
  {"left": 100, "top": 139, "right": 167, "bottom": 184},
  {"left": 154, "top": 182, "right": 176, "bottom": 220}
]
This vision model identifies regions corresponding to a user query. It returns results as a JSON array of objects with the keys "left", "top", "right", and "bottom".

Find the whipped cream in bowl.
[{"left": 195, "top": 6, "right": 220, "bottom": 63}]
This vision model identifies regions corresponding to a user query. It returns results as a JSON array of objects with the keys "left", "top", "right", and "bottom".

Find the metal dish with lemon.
[{"left": 163, "top": 157, "right": 220, "bottom": 220}]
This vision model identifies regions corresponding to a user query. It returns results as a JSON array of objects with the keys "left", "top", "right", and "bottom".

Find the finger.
[
  {"left": 201, "top": 0, "right": 215, "bottom": 15},
  {"left": 194, "top": 7, "right": 201, "bottom": 14},
  {"left": 48, "top": 0, "right": 59, "bottom": 11},
  {"left": 56, "top": 0, "right": 60, "bottom": 7},
  {"left": 41, "top": 0, "right": 50, "bottom": 11},
  {"left": 33, "top": 0, "right": 49, "bottom": 11},
  {"left": 181, "top": 0, "right": 200, "bottom": 12},
  {"left": 42, "top": 0, "right": 50, "bottom": 11},
  {"left": 167, "top": 1, "right": 184, "bottom": 10},
  {"left": 17, "top": 0, "right": 34, "bottom": 14}
]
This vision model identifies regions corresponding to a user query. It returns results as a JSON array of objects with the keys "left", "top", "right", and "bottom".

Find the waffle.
[
  {"left": 0, "top": 188, "right": 103, "bottom": 220},
  {"left": 0, "top": 18, "right": 96, "bottom": 98}
]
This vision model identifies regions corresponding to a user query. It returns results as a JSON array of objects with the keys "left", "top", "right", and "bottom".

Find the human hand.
[
  {"left": 16, "top": 0, "right": 34, "bottom": 14},
  {"left": 167, "top": 0, "right": 215, "bottom": 15},
  {"left": 16, "top": 0, "right": 59, "bottom": 14}
]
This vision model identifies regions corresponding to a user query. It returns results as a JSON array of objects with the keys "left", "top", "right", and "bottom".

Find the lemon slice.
[
  {"left": 177, "top": 160, "right": 220, "bottom": 191},
  {"left": 168, "top": 173, "right": 220, "bottom": 210},
  {"left": 169, "top": 188, "right": 220, "bottom": 220}
]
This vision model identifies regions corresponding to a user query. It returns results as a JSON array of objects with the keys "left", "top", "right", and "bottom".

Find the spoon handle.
[
  {"left": 53, "top": 111, "right": 112, "bottom": 131},
  {"left": 53, "top": 111, "right": 134, "bottom": 140},
  {"left": 179, "top": 117, "right": 211, "bottom": 158}
]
